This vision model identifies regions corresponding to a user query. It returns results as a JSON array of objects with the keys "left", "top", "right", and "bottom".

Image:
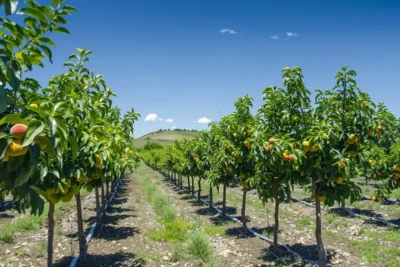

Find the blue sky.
[{"left": 23, "top": 0, "right": 400, "bottom": 137}]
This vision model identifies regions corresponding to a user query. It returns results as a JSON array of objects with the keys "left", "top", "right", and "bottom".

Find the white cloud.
[
  {"left": 197, "top": 117, "right": 211, "bottom": 124},
  {"left": 159, "top": 118, "right": 164, "bottom": 121},
  {"left": 286, "top": 32, "right": 298, "bottom": 37},
  {"left": 144, "top": 113, "right": 158, "bottom": 121},
  {"left": 171, "top": 126, "right": 177, "bottom": 130},
  {"left": 270, "top": 35, "right": 279, "bottom": 40},
  {"left": 166, "top": 118, "right": 174, "bottom": 123},
  {"left": 220, "top": 28, "right": 238, "bottom": 35}
]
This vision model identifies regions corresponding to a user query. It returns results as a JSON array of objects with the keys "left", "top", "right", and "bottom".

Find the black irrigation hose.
[
  {"left": 69, "top": 177, "right": 123, "bottom": 267},
  {"left": 360, "top": 194, "right": 400, "bottom": 205},
  {"left": 291, "top": 197, "right": 400, "bottom": 228},
  {"left": 160, "top": 171, "right": 318, "bottom": 266}
]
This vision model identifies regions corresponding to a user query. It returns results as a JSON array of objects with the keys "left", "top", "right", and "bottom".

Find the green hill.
[{"left": 134, "top": 130, "right": 199, "bottom": 148}]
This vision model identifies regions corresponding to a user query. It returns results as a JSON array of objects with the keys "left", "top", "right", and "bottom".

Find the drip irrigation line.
[
  {"left": 69, "top": 177, "right": 123, "bottom": 267},
  {"left": 361, "top": 194, "right": 400, "bottom": 205},
  {"left": 291, "top": 197, "right": 399, "bottom": 228},
  {"left": 161, "top": 172, "right": 318, "bottom": 266}
]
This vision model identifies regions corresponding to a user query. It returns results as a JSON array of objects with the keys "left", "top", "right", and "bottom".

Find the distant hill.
[{"left": 134, "top": 130, "right": 199, "bottom": 148}]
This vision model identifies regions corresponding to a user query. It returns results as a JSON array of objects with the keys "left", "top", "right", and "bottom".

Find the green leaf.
[
  {"left": 28, "top": 189, "right": 45, "bottom": 216},
  {"left": 62, "top": 5, "right": 78, "bottom": 12},
  {"left": 3, "top": 0, "right": 18, "bottom": 15},
  {"left": 39, "top": 44, "right": 52, "bottom": 63},
  {"left": 14, "top": 162, "right": 35, "bottom": 187},
  {"left": 18, "top": 7, "right": 47, "bottom": 22},
  {"left": 0, "top": 113, "right": 24, "bottom": 125},
  {"left": 68, "top": 135, "right": 78, "bottom": 160},
  {"left": 51, "top": 0, "right": 59, "bottom": 7},
  {"left": 7, "top": 154, "right": 25, "bottom": 173},
  {"left": 21, "top": 121, "right": 45, "bottom": 147},
  {"left": 54, "top": 27, "right": 70, "bottom": 34},
  {"left": 0, "top": 137, "right": 9, "bottom": 159},
  {"left": 38, "top": 37, "right": 55, "bottom": 47},
  {"left": 0, "top": 85, "right": 7, "bottom": 114},
  {"left": 26, "top": 105, "right": 48, "bottom": 120}
]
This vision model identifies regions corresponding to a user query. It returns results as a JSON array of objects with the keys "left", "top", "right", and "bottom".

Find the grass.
[
  {"left": 324, "top": 212, "right": 348, "bottom": 227},
  {"left": 171, "top": 244, "right": 186, "bottom": 262},
  {"left": 0, "top": 194, "right": 79, "bottom": 243},
  {"left": 296, "top": 216, "right": 312, "bottom": 229},
  {"left": 348, "top": 228, "right": 400, "bottom": 264},
  {"left": 37, "top": 241, "right": 47, "bottom": 257},
  {"left": 187, "top": 230, "right": 212, "bottom": 261},
  {"left": 137, "top": 163, "right": 215, "bottom": 263}
]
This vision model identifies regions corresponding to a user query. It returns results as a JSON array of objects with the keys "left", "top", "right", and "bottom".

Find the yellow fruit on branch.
[
  {"left": 292, "top": 143, "right": 297, "bottom": 149},
  {"left": 288, "top": 154, "right": 295, "bottom": 161},
  {"left": 317, "top": 195, "right": 326, "bottom": 202},
  {"left": 239, "top": 173, "right": 245, "bottom": 179},
  {"left": 243, "top": 141, "right": 250, "bottom": 148},
  {"left": 311, "top": 144, "right": 320, "bottom": 152},
  {"left": 233, "top": 132, "right": 237, "bottom": 137},
  {"left": 338, "top": 162, "right": 345, "bottom": 169},
  {"left": 243, "top": 183, "right": 249, "bottom": 189},
  {"left": 265, "top": 144, "right": 272, "bottom": 152},
  {"left": 268, "top": 138, "right": 276, "bottom": 144},
  {"left": 337, "top": 177, "right": 344, "bottom": 184},
  {"left": 46, "top": 188, "right": 55, "bottom": 195},
  {"left": 371, "top": 196, "right": 377, "bottom": 201},
  {"left": 29, "top": 103, "right": 38, "bottom": 108},
  {"left": 394, "top": 172, "right": 400, "bottom": 180},
  {"left": 10, "top": 124, "right": 27, "bottom": 139},
  {"left": 367, "top": 130, "right": 372, "bottom": 136},
  {"left": 6, "top": 140, "right": 29, "bottom": 157},
  {"left": 377, "top": 125, "right": 382, "bottom": 130}
]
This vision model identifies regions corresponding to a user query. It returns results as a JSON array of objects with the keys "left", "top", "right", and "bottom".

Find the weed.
[
  {"left": 324, "top": 212, "right": 348, "bottom": 227},
  {"left": 55, "top": 226, "right": 63, "bottom": 236},
  {"left": 296, "top": 216, "right": 312, "bottom": 229},
  {"left": 171, "top": 244, "right": 186, "bottom": 262},
  {"left": 187, "top": 230, "right": 212, "bottom": 261}
]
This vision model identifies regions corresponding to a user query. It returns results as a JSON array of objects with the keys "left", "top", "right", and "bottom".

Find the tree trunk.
[
  {"left": 286, "top": 190, "right": 291, "bottom": 203},
  {"left": 95, "top": 186, "right": 101, "bottom": 225},
  {"left": 222, "top": 184, "right": 227, "bottom": 216},
  {"left": 273, "top": 192, "right": 279, "bottom": 251},
  {"left": 241, "top": 188, "right": 247, "bottom": 228},
  {"left": 47, "top": 202, "right": 55, "bottom": 267},
  {"left": 106, "top": 182, "right": 110, "bottom": 201},
  {"left": 180, "top": 174, "right": 183, "bottom": 190},
  {"left": 197, "top": 178, "right": 202, "bottom": 202},
  {"left": 209, "top": 183, "right": 213, "bottom": 209},
  {"left": 75, "top": 192, "right": 87, "bottom": 259},
  {"left": 187, "top": 176, "right": 191, "bottom": 192},
  {"left": 101, "top": 184, "right": 105, "bottom": 210},
  {"left": 341, "top": 199, "right": 346, "bottom": 210},
  {"left": 316, "top": 195, "right": 328, "bottom": 266},
  {"left": 191, "top": 176, "right": 195, "bottom": 195}
]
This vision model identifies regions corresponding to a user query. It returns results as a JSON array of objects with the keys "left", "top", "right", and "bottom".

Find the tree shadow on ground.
[
  {"left": 84, "top": 214, "right": 135, "bottom": 226},
  {"left": 0, "top": 212, "right": 14, "bottom": 219},
  {"left": 259, "top": 243, "right": 336, "bottom": 266},
  {"left": 330, "top": 207, "right": 383, "bottom": 219},
  {"left": 208, "top": 214, "right": 236, "bottom": 226},
  {"left": 195, "top": 207, "right": 219, "bottom": 216},
  {"left": 55, "top": 252, "right": 146, "bottom": 267},
  {"left": 94, "top": 225, "right": 140, "bottom": 241},
  {"left": 224, "top": 226, "right": 255, "bottom": 239}
]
